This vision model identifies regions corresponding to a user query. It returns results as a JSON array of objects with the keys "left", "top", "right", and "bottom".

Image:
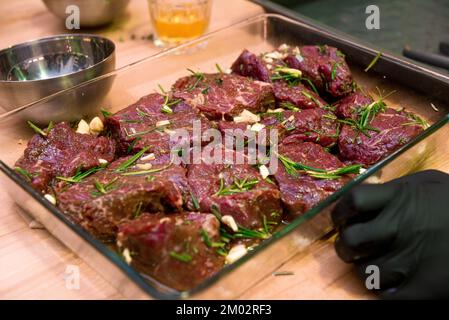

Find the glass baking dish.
[{"left": 1, "top": 13, "right": 449, "bottom": 299}]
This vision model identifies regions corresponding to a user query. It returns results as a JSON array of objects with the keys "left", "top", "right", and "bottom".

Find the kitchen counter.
[{"left": 2, "top": 0, "right": 441, "bottom": 300}]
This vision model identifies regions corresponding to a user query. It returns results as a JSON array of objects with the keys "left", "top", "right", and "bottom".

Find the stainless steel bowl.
[
  {"left": 43, "top": 0, "right": 130, "bottom": 27},
  {"left": 0, "top": 34, "right": 115, "bottom": 123}
]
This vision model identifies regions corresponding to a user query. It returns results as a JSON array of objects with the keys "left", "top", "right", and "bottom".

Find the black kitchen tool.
[{"left": 403, "top": 46, "right": 449, "bottom": 71}]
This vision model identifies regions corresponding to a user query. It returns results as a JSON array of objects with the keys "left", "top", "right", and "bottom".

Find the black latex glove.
[{"left": 332, "top": 170, "right": 449, "bottom": 299}]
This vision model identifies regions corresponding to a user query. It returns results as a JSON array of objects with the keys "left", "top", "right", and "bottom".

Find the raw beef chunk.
[
  {"left": 187, "top": 145, "right": 282, "bottom": 229},
  {"left": 117, "top": 212, "right": 224, "bottom": 291},
  {"left": 231, "top": 49, "right": 327, "bottom": 109},
  {"left": 172, "top": 73, "right": 275, "bottom": 120},
  {"left": 56, "top": 153, "right": 189, "bottom": 240},
  {"left": 284, "top": 45, "right": 354, "bottom": 98},
  {"left": 105, "top": 93, "right": 214, "bottom": 155},
  {"left": 274, "top": 141, "right": 352, "bottom": 216},
  {"left": 334, "top": 90, "right": 374, "bottom": 120},
  {"left": 338, "top": 108, "right": 425, "bottom": 165},
  {"left": 260, "top": 108, "right": 340, "bottom": 147},
  {"left": 15, "top": 122, "right": 116, "bottom": 193}
]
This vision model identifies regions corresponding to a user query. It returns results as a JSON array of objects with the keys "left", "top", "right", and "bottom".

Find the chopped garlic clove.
[
  {"left": 140, "top": 153, "right": 156, "bottom": 162},
  {"left": 98, "top": 158, "right": 108, "bottom": 165},
  {"left": 278, "top": 43, "right": 290, "bottom": 51},
  {"left": 76, "top": 119, "right": 90, "bottom": 134},
  {"left": 250, "top": 123, "right": 265, "bottom": 132},
  {"left": 122, "top": 248, "right": 132, "bottom": 265},
  {"left": 264, "top": 51, "right": 284, "bottom": 60},
  {"left": 136, "top": 163, "right": 152, "bottom": 170},
  {"left": 259, "top": 165, "right": 270, "bottom": 179},
  {"left": 233, "top": 109, "right": 260, "bottom": 124},
  {"left": 226, "top": 244, "right": 247, "bottom": 264},
  {"left": 156, "top": 120, "right": 170, "bottom": 127},
  {"left": 89, "top": 116, "right": 104, "bottom": 134},
  {"left": 44, "top": 194, "right": 56, "bottom": 205},
  {"left": 222, "top": 215, "right": 238, "bottom": 232},
  {"left": 266, "top": 108, "right": 285, "bottom": 113}
]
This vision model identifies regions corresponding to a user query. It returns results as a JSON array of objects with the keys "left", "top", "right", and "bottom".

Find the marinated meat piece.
[
  {"left": 284, "top": 45, "right": 354, "bottom": 98},
  {"left": 274, "top": 141, "right": 351, "bottom": 216},
  {"left": 56, "top": 153, "right": 189, "bottom": 240},
  {"left": 231, "top": 49, "right": 271, "bottom": 82},
  {"left": 105, "top": 93, "right": 214, "bottom": 155},
  {"left": 117, "top": 212, "right": 224, "bottom": 291},
  {"left": 15, "top": 122, "right": 116, "bottom": 193},
  {"left": 338, "top": 108, "right": 425, "bottom": 165},
  {"left": 172, "top": 73, "right": 275, "bottom": 120},
  {"left": 187, "top": 145, "right": 282, "bottom": 229},
  {"left": 335, "top": 90, "right": 374, "bottom": 120},
  {"left": 261, "top": 108, "right": 340, "bottom": 147},
  {"left": 231, "top": 49, "right": 327, "bottom": 109}
]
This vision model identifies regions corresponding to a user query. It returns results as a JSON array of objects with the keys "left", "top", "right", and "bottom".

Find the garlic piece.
[
  {"left": 250, "top": 123, "right": 265, "bottom": 132},
  {"left": 221, "top": 215, "right": 238, "bottom": 232},
  {"left": 264, "top": 51, "right": 284, "bottom": 60},
  {"left": 266, "top": 108, "right": 285, "bottom": 113},
  {"left": 259, "top": 165, "right": 270, "bottom": 179},
  {"left": 140, "top": 153, "right": 156, "bottom": 162},
  {"left": 156, "top": 120, "right": 170, "bottom": 127},
  {"left": 89, "top": 116, "right": 104, "bottom": 134},
  {"left": 136, "top": 163, "right": 152, "bottom": 170},
  {"left": 44, "top": 194, "right": 56, "bottom": 205},
  {"left": 225, "top": 244, "right": 247, "bottom": 264},
  {"left": 76, "top": 119, "right": 90, "bottom": 134},
  {"left": 233, "top": 109, "right": 260, "bottom": 124},
  {"left": 122, "top": 248, "right": 132, "bottom": 265},
  {"left": 98, "top": 158, "right": 108, "bottom": 165}
]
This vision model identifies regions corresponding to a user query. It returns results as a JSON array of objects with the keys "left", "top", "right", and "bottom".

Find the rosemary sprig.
[
  {"left": 136, "top": 107, "right": 151, "bottom": 118},
  {"left": 121, "top": 163, "right": 172, "bottom": 176},
  {"left": 200, "top": 229, "right": 226, "bottom": 248},
  {"left": 101, "top": 109, "right": 112, "bottom": 118},
  {"left": 169, "top": 251, "right": 192, "bottom": 262},
  {"left": 133, "top": 202, "right": 143, "bottom": 218},
  {"left": 114, "top": 147, "right": 150, "bottom": 172},
  {"left": 93, "top": 177, "right": 118, "bottom": 195},
  {"left": 214, "top": 177, "right": 259, "bottom": 196},
  {"left": 190, "top": 191, "right": 200, "bottom": 210},
  {"left": 302, "top": 77, "right": 319, "bottom": 95},
  {"left": 401, "top": 113, "right": 429, "bottom": 128},
  {"left": 124, "top": 127, "right": 156, "bottom": 138},
  {"left": 56, "top": 165, "right": 106, "bottom": 183},
  {"left": 186, "top": 68, "right": 205, "bottom": 91},
  {"left": 301, "top": 91, "right": 325, "bottom": 108},
  {"left": 127, "top": 137, "right": 141, "bottom": 154},
  {"left": 15, "top": 167, "right": 33, "bottom": 181},
  {"left": 364, "top": 51, "right": 382, "bottom": 72},
  {"left": 27, "top": 121, "right": 47, "bottom": 137},
  {"left": 277, "top": 153, "right": 362, "bottom": 179},
  {"left": 213, "top": 206, "right": 271, "bottom": 240},
  {"left": 280, "top": 101, "right": 300, "bottom": 112},
  {"left": 270, "top": 67, "right": 302, "bottom": 86},
  {"left": 215, "top": 63, "right": 223, "bottom": 73},
  {"left": 338, "top": 92, "right": 392, "bottom": 137}
]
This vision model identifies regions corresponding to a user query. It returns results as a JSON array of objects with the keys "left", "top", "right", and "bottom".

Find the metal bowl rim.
[{"left": 0, "top": 33, "right": 116, "bottom": 84}]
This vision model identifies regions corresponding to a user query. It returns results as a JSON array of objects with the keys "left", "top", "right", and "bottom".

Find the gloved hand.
[{"left": 332, "top": 170, "right": 449, "bottom": 299}]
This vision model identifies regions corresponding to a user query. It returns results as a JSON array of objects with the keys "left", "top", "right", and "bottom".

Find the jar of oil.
[{"left": 148, "top": 0, "right": 212, "bottom": 47}]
